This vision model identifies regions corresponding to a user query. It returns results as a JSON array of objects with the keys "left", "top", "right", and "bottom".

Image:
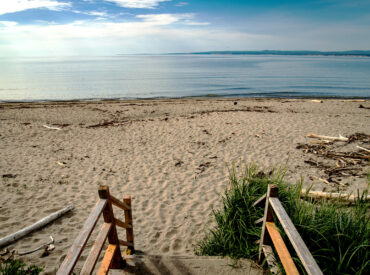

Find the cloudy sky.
[{"left": 0, "top": 0, "right": 370, "bottom": 56}]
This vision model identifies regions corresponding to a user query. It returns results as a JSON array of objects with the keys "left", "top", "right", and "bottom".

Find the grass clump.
[
  {"left": 0, "top": 258, "right": 42, "bottom": 275},
  {"left": 195, "top": 164, "right": 370, "bottom": 274}
]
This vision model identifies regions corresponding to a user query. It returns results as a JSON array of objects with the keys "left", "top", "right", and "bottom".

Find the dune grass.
[
  {"left": 195, "top": 164, "right": 370, "bottom": 274},
  {"left": 0, "top": 258, "right": 42, "bottom": 275}
]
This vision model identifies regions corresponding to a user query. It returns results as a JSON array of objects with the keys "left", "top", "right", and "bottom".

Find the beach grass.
[
  {"left": 0, "top": 258, "right": 42, "bottom": 275},
  {"left": 195, "top": 164, "right": 370, "bottom": 274}
]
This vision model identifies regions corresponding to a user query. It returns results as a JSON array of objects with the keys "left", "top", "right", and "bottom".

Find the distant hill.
[{"left": 176, "top": 50, "right": 370, "bottom": 57}]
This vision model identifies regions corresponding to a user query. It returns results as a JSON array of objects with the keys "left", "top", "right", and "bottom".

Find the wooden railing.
[
  {"left": 57, "top": 186, "right": 134, "bottom": 275},
  {"left": 254, "top": 184, "right": 322, "bottom": 275}
]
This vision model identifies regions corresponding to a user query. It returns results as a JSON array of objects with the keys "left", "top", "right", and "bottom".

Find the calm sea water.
[{"left": 0, "top": 55, "right": 369, "bottom": 102}]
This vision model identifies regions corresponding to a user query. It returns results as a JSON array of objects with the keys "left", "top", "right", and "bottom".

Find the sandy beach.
[{"left": 0, "top": 98, "right": 369, "bottom": 273}]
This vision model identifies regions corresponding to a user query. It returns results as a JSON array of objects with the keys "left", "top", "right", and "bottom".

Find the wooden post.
[
  {"left": 123, "top": 195, "right": 135, "bottom": 252},
  {"left": 98, "top": 186, "right": 124, "bottom": 269},
  {"left": 258, "top": 184, "right": 279, "bottom": 264}
]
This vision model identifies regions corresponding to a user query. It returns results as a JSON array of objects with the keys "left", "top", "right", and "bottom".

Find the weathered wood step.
[{"left": 108, "top": 255, "right": 263, "bottom": 275}]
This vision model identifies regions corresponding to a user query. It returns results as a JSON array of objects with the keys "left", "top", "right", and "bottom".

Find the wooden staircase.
[
  {"left": 56, "top": 184, "right": 321, "bottom": 274},
  {"left": 56, "top": 186, "right": 134, "bottom": 275},
  {"left": 55, "top": 186, "right": 263, "bottom": 275}
]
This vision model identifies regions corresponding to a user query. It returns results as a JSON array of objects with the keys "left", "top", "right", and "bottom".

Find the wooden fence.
[
  {"left": 254, "top": 184, "right": 323, "bottom": 275},
  {"left": 56, "top": 186, "right": 134, "bottom": 275}
]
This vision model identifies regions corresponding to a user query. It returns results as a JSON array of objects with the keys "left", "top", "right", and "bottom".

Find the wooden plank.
[
  {"left": 254, "top": 217, "right": 264, "bottom": 225},
  {"left": 96, "top": 244, "right": 117, "bottom": 275},
  {"left": 262, "top": 245, "right": 281, "bottom": 275},
  {"left": 265, "top": 222, "right": 299, "bottom": 275},
  {"left": 57, "top": 199, "right": 107, "bottom": 275},
  {"left": 80, "top": 222, "right": 112, "bottom": 275},
  {"left": 258, "top": 184, "right": 278, "bottom": 264},
  {"left": 114, "top": 218, "right": 132, "bottom": 229},
  {"left": 269, "top": 197, "right": 323, "bottom": 275},
  {"left": 119, "top": 239, "right": 134, "bottom": 247},
  {"left": 123, "top": 195, "right": 135, "bottom": 251},
  {"left": 110, "top": 195, "right": 131, "bottom": 211},
  {"left": 253, "top": 194, "right": 267, "bottom": 207}
]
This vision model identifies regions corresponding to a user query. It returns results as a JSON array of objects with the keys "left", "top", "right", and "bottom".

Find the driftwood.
[
  {"left": 18, "top": 236, "right": 54, "bottom": 256},
  {"left": 298, "top": 140, "right": 369, "bottom": 185},
  {"left": 301, "top": 189, "right": 370, "bottom": 202},
  {"left": 341, "top": 99, "right": 366, "bottom": 102},
  {"left": 309, "top": 140, "right": 332, "bottom": 145},
  {"left": 307, "top": 133, "right": 348, "bottom": 142},
  {"left": 312, "top": 176, "right": 330, "bottom": 185},
  {"left": 56, "top": 161, "right": 66, "bottom": 167},
  {"left": 0, "top": 206, "right": 73, "bottom": 248},
  {"left": 43, "top": 125, "right": 61, "bottom": 130},
  {"left": 357, "top": 145, "right": 370, "bottom": 153}
]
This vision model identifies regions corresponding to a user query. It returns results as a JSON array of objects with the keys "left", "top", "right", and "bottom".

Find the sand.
[{"left": 0, "top": 98, "right": 369, "bottom": 274}]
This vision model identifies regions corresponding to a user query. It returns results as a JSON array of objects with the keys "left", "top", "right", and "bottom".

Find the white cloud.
[
  {"left": 87, "top": 11, "right": 108, "bottom": 17},
  {"left": 183, "top": 21, "right": 209, "bottom": 26},
  {"left": 0, "top": 0, "right": 71, "bottom": 15},
  {"left": 175, "top": 2, "right": 188, "bottom": 7},
  {"left": 106, "top": 0, "right": 170, "bottom": 9},
  {"left": 1, "top": 11, "right": 369, "bottom": 56},
  {"left": 137, "top": 13, "right": 192, "bottom": 25},
  {"left": 72, "top": 10, "right": 108, "bottom": 17},
  {"left": 136, "top": 13, "right": 209, "bottom": 26},
  {"left": 0, "top": 21, "right": 18, "bottom": 27},
  {"left": 0, "top": 16, "right": 271, "bottom": 56}
]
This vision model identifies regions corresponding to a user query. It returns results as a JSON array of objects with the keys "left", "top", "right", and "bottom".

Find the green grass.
[
  {"left": 195, "top": 164, "right": 370, "bottom": 274},
  {"left": 0, "top": 258, "right": 42, "bottom": 275}
]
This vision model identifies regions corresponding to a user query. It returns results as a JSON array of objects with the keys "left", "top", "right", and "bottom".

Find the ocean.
[{"left": 0, "top": 55, "right": 369, "bottom": 102}]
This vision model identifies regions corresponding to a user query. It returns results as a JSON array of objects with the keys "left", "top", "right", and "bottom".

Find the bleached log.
[
  {"left": 306, "top": 133, "right": 348, "bottom": 142},
  {"left": 0, "top": 205, "right": 73, "bottom": 248},
  {"left": 311, "top": 100, "right": 323, "bottom": 103},
  {"left": 301, "top": 189, "right": 370, "bottom": 202},
  {"left": 43, "top": 125, "right": 61, "bottom": 130},
  {"left": 340, "top": 99, "right": 365, "bottom": 102}
]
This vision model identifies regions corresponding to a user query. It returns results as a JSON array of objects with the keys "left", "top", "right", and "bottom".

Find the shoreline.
[
  {"left": 1, "top": 94, "right": 369, "bottom": 104},
  {"left": 0, "top": 97, "right": 369, "bottom": 273}
]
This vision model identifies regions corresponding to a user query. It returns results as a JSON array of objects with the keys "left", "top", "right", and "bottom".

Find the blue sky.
[{"left": 0, "top": 0, "right": 370, "bottom": 56}]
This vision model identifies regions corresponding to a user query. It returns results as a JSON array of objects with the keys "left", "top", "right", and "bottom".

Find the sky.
[{"left": 0, "top": 0, "right": 370, "bottom": 56}]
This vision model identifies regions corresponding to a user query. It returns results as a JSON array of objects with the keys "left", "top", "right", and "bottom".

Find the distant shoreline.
[{"left": 1, "top": 94, "right": 369, "bottom": 104}]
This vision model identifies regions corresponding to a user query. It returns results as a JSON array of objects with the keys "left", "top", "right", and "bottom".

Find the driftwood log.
[
  {"left": 0, "top": 205, "right": 73, "bottom": 248},
  {"left": 340, "top": 99, "right": 366, "bottom": 102},
  {"left": 306, "top": 133, "right": 348, "bottom": 142},
  {"left": 43, "top": 125, "right": 61, "bottom": 130},
  {"left": 301, "top": 189, "right": 370, "bottom": 202}
]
